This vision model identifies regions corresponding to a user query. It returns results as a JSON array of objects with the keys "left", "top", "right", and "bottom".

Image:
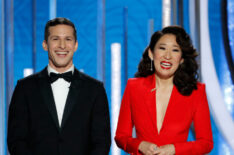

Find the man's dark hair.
[
  {"left": 44, "top": 17, "right": 77, "bottom": 42},
  {"left": 135, "top": 25, "right": 198, "bottom": 96}
]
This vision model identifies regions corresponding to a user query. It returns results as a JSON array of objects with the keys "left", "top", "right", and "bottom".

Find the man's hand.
[{"left": 138, "top": 141, "right": 158, "bottom": 155}]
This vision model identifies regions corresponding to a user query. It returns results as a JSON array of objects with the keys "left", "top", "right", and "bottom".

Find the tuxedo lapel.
[
  {"left": 61, "top": 69, "right": 83, "bottom": 129},
  {"left": 38, "top": 67, "right": 60, "bottom": 132}
]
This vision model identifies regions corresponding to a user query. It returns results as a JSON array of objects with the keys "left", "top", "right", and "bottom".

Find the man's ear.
[
  {"left": 42, "top": 40, "right": 48, "bottom": 51},
  {"left": 148, "top": 48, "right": 153, "bottom": 60},
  {"left": 74, "top": 41, "right": 78, "bottom": 52}
]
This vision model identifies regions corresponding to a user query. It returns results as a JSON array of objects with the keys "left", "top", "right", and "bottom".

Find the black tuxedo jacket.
[{"left": 7, "top": 67, "right": 111, "bottom": 155}]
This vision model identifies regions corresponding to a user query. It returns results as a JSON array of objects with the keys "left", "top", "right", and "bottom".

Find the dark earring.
[{"left": 150, "top": 59, "right": 153, "bottom": 71}]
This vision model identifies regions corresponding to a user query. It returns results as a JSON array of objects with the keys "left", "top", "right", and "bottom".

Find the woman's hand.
[
  {"left": 138, "top": 141, "right": 158, "bottom": 155},
  {"left": 154, "top": 144, "right": 175, "bottom": 155}
]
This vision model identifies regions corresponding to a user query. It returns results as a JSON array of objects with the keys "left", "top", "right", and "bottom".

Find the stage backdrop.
[{"left": 1, "top": 0, "right": 233, "bottom": 154}]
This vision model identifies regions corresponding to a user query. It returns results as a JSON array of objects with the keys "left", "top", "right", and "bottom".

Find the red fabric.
[{"left": 115, "top": 75, "right": 213, "bottom": 155}]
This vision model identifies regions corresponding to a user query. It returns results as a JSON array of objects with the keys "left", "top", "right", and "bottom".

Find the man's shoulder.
[
  {"left": 17, "top": 68, "right": 47, "bottom": 84},
  {"left": 76, "top": 70, "right": 103, "bottom": 86}
]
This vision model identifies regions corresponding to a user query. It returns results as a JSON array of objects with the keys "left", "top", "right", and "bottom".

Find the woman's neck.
[{"left": 155, "top": 74, "right": 174, "bottom": 89}]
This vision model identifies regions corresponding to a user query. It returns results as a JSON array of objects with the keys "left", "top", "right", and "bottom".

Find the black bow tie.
[{"left": 49, "top": 71, "right": 73, "bottom": 83}]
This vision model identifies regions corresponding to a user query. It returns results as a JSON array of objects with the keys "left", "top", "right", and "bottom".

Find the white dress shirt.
[{"left": 47, "top": 65, "right": 74, "bottom": 126}]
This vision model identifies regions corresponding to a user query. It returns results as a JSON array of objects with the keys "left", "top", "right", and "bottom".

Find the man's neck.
[{"left": 48, "top": 64, "right": 74, "bottom": 74}]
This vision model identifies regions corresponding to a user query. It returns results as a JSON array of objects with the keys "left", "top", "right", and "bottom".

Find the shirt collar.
[{"left": 47, "top": 64, "right": 74, "bottom": 76}]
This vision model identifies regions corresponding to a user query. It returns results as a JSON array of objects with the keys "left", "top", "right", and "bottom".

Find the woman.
[{"left": 115, "top": 26, "right": 213, "bottom": 155}]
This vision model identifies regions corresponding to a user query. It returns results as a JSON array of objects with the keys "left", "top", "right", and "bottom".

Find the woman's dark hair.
[{"left": 135, "top": 25, "right": 198, "bottom": 96}]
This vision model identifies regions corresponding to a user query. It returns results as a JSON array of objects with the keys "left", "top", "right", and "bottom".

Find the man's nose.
[{"left": 59, "top": 40, "right": 66, "bottom": 49}]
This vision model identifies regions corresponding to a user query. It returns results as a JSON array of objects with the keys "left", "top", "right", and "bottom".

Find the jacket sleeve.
[
  {"left": 7, "top": 81, "right": 32, "bottom": 155},
  {"left": 90, "top": 83, "right": 111, "bottom": 155},
  {"left": 115, "top": 80, "right": 142, "bottom": 155},
  {"left": 174, "top": 84, "right": 213, "bottom": 155}
]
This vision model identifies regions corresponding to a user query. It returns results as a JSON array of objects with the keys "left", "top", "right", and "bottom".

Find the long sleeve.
[
  {"left": 7, "top": 81, "right": 32, "bottom": 155},
  {"left": 174, "top": 84, "right": 213, "bottom": 154},
  {"left": 90, "top": 83, "right": 111, "bottom": 155},
  {"left": 115, "top": 81, "right": 142, "bottom": 155}
]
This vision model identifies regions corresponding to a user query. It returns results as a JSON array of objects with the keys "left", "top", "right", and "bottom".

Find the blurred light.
[
  {"left": 224, "top": 86, "right": 233, "bottom": 94},
  {"left": 111, "top": 43, "right": 121, "bottom": 155},
  {"left": 221, "top": 143, "right": 231, "bottom": 155},
  {"left": 79, "top": 69, "right": 84, "bottom": 73},
  {"left": 162, "top": 0, "right": 171, "bottom": 27},
  {"left": 200, "top": 0, "right": 234, "bottom": 150},
  {"left": 49, "top": 0, "right": 56, "bottom": 19},
  {"left": 23, "top": 68, "right": 34, "bottom": 77},
  {"left": 224, "top": 85, "right": 234, "bottom": 113}
]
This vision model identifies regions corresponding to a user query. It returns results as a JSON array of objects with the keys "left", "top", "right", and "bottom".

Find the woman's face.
[{"left": 148, "top": 34, "right": 184, "bottom": 79}]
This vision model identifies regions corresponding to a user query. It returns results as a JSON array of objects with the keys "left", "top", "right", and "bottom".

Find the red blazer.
[{"left": 115, "top": 75, "right": 213, "bottom": 155}]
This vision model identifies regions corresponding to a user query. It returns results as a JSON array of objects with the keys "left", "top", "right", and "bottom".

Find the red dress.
[{"left": 115, "top": 75, "right": 213, "bottom": 155}]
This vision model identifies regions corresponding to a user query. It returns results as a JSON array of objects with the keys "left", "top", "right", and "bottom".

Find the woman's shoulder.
[
  {"left": 190, "top": 82, "right": 206, "bottom": 96},
  {"left": 196, "top": 82, "right": 206, "bottom": 90},
  {"left": 127, "top": 75, "right": 153, "bottom": 85},
  {"left": 127, "top": 77, "right": 145, "bottom": 83}
]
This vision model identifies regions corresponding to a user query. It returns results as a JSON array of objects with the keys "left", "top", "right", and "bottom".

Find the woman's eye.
[
  {"left": 173, "top": 49, "right": 180, "bottom": 52},
  {"left": 159, "top": 47, "right": 165, "bottom": 50}
]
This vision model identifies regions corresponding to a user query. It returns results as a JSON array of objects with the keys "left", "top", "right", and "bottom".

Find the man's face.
[{"left": 43, "top": 24, "right": 78, "bottom": 72}]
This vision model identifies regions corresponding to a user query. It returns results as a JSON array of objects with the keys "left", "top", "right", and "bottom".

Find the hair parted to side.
[
  {"left": 44, "top": 17, "right": 77, "bottom": 42},
  {"left": 135, "top": 25, "right": 198, "bottom": 96}
]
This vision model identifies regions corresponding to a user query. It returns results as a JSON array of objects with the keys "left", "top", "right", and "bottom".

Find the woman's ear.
[
  {"left": 148, "top": 48, "right": 153, "bottom": 60},
  {"left": 180, "top": 58, "right": 184, "bottom": 64}
]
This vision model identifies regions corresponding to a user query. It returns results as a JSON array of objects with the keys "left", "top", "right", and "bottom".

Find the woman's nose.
[{"left": 164, "top": 50, "right": 171, "bottom": 59}]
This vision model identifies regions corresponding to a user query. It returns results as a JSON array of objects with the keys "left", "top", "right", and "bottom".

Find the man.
[{"left": 7, "top": 17, "right": 111, "bottom": 155}]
